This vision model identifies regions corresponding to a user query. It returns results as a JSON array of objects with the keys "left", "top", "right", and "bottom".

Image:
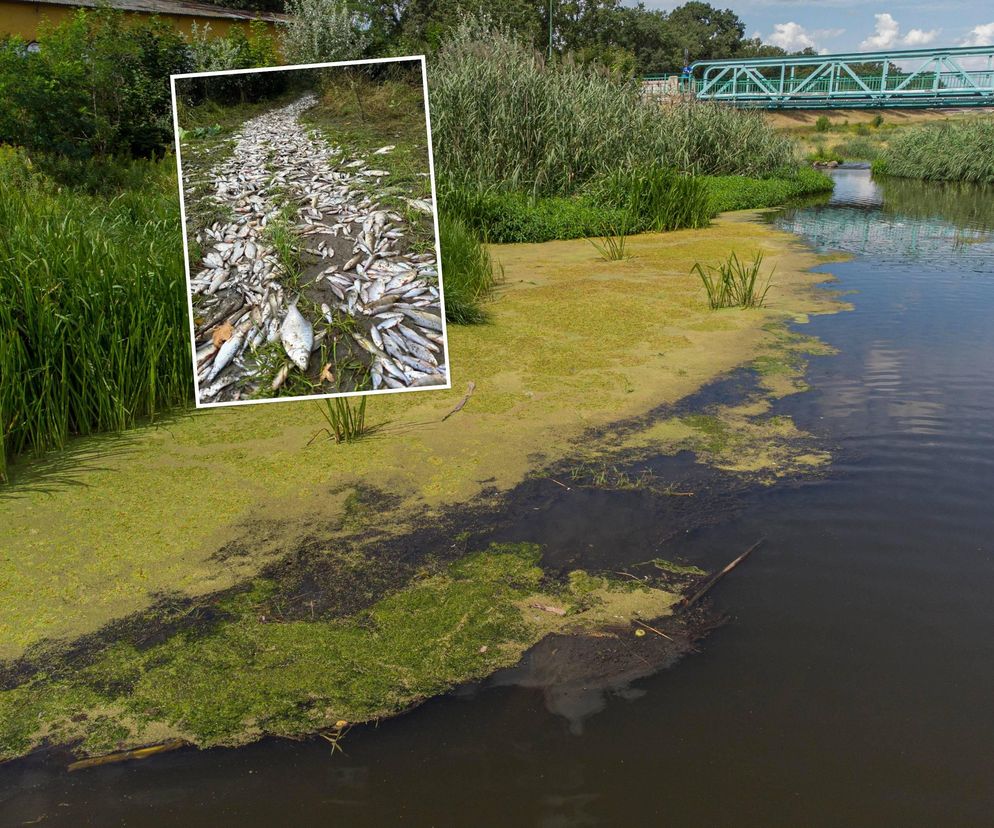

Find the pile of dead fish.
[{"left": 185, "top": 95, "right": 446, "bottom": 404}]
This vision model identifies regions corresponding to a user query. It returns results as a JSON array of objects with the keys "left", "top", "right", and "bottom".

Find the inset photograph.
[{"left": 171, "top": 57, "right": 447, "bottom": 407}]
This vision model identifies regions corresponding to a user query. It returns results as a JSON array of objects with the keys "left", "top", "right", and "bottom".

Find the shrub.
[
  {"left": 703, "top": 168, "right": 833, "bottom": 213},
  {"left": 815, "top": 115, "right": 830, "bottom": 132},
  {"left": 185, "top": 21, "right": 286, "bottom": 105},
  {"left": 0, "top": 10, "right": 190, "bottom": 159}
]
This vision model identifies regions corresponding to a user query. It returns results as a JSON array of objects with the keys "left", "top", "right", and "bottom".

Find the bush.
[
  {"left": 280, "top": 0, "right": 368, "bottom": 64},
  {"left": 833, "top": 136, "right": 883, "bottom": 161},
  {"left": 0, "top": 10, "right": 190, "bottom": 159},
  {"left": 185, "top": 21, "right": 286, "bottom": 105},
  {"left": 703, "top": 168, "right": 834, "bottom": 213},
  {"left": 815, "top": 115, "right": 831, "bottom": 132}
]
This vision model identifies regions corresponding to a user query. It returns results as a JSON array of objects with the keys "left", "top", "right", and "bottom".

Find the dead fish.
[
  {"left": 281, "top": 301, "right": 313, "bottom": 370},
  {"left": 271, "top": 362, "right": 290, "bottom": 391},
  {"left": 373, "top": 145, "right": 395, "bottom": 154},
  {"left": 398, "top": 307, "right": 443, "bottom": 332},
  {"left": 206, "top": 324, "right": 247, "bottom": 382}
]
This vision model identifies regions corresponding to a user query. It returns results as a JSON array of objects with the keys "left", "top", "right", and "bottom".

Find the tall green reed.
[
  {"left": 880, "top": 118, "right": 994, "bottom": 184},
  {"left": 0, "top": 148, "right": 191, "bottom": 480},
  {"left": 693, "top": 251, "right": 773, "bottom": 309}
]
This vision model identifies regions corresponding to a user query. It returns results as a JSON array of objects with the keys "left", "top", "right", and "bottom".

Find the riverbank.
[{"left": 0, "top": 209, "right": 845, "bottom": 762}]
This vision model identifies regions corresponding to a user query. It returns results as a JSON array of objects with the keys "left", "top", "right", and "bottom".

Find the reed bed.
[
  {"left": 429, "top": 22, "right": 797, "bottom": 198},
  {"left": 0, "top": 149, "right": 190, "bottom": 479},
  {"left": 879, "top": 118, "right": 994, "bottom": 184}
]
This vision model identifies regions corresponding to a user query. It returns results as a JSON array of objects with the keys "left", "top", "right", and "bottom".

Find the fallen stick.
[
  {"left": 68, "top": 739, "right": 188, "bottom": 772},
  {"left": 678, "top": 538, "right": 764, "bottom": 611},
  {"left": 633, "top": 618, "right": 674, "bottom": 641},
  {"left": 441, "top": 381, "right": 476, "bottom": 422}
]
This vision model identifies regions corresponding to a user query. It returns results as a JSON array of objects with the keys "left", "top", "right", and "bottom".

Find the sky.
[{"left": 646, "top": 1, "right": 994, "bottom": 54}]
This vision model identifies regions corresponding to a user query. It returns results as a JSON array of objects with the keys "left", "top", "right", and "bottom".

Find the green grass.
[
  {"left": 877, "top": 117, "right": 994, "bottom": 184},
  {"left": 588, "top": 218, "right": 633, "bottom": 261},
  {"left": 702, "top": 167, "right": 833, "bottom": 213},
  {"left": 693, "top": 251, "right": 773, "bottom": 310},
  {"left": 437, "top": 212, "right": 498, "bottom": 324},
  {"left": 0, "top": 147, "right": 190, "bottom": 481}
]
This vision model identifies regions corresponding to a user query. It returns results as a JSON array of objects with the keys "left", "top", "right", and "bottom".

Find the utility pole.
[{"left": 548, "top": 0, "right": 554, "bottom": 60}]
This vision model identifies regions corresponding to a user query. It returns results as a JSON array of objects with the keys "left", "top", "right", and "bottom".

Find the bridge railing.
[{"left": 663, "top": 44, "right": 994, "bottom": 109}]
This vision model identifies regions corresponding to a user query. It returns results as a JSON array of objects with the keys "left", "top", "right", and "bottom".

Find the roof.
[{"left": 8, "top": 0, "right": 288, "bottom": 23}]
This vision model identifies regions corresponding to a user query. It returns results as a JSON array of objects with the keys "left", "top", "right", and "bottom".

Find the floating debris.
[{"left": 184, "top": 95, "right": 446, "bottom": 404}]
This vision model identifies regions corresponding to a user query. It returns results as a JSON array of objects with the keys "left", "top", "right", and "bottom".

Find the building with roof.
[{"left": 1, "top": 0, "right": 286, "bottom": 44}]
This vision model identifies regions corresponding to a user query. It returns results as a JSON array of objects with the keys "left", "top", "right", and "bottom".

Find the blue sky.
[{"left": 645, "top": 1, "right": 994, "bottom": 54}]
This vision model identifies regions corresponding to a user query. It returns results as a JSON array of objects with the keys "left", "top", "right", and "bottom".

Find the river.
[{"left": 3, "top": 168, "right": 992, "bottom": 826}]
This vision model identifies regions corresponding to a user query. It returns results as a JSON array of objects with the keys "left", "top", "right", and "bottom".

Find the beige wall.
[{"left": 0, "top": 2, "right": 281, "bottom": 42}]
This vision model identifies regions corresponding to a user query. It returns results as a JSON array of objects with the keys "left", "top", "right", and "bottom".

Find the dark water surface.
[{"left": 4, "top": 169, "right": 993, "bottom": 826}]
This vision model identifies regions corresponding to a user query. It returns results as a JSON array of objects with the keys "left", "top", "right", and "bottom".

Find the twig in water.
[
  {"left": 678, "top": 538, "right": 765, "bottom": 611},
  {"left": 441, "top": 381, "right": 476, "bottom": 422},
  {"left": 634, "top": 618, "right": 674, "bottom": 641}
]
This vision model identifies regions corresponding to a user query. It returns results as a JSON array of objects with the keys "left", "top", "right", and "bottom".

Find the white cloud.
[
  {"left": 767, "top": 21, "right": 816, "bottom": 50},
  {"left": 961, "top": 22, "right": 994, "bottom": 47},
  {"left": 859, "top": 13, "right": 940, "bottom": 50},
  {"left": 860, "top": 13, "right": 901, "bottom": 50},
  {"left": 903, "top": 28, "right": 939, "bottom": 47},
  {"left": 763, "top": 22, "right": 844, "bottom": 52}
]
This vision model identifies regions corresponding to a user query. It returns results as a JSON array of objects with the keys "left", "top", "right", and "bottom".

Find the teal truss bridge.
[{"left": 651, "top": 45, "right": 994, "bottom": 109}]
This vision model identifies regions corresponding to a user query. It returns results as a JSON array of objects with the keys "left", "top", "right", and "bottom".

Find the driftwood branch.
[{"left": 678, "top": 538, "right": 764, "bottom": 611}]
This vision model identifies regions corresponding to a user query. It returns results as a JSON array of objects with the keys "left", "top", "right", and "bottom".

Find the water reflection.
[{"left": 774, "top": 168, "right": 994, "bottom": 261}]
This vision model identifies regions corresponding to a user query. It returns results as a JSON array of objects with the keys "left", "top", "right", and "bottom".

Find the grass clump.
[
  {"left": 589, "top": 221, "right": 632, "bottom": 261},
  {"left": 315, "top": 396, "right": 368, "bottom": 444},
  {"left": 878, "top": 118, "right": 994, "bottom": 184},
  {"left": 693, "top": 251, "right": 773, "bottom": 310},
  {"left": 438, "top": 212, "right": 498, "bottom": 324},
  {"left": 0, "top": 147, "right": 190, "bottom": 481}
]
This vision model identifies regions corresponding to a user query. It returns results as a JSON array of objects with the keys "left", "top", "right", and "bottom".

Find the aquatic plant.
[
  {"left": 583, "top": 166, "right": 711, "bottom": 232},
  {"left": 693, "top": 251, "right": 773, "bottom": 310},
  {"left": 588, "top": 218, "right": 633, "bottom": 261},
  {"left": 879, "top": 118, "right": 994, "bottom": 184},
  {"left": 317, "top": 395, "right": 368, "bottom": 443},
  {"left": 0, "top": 148, "right": 190, "bottom": 480},
  {"left": 437, "top": 212, "right": 498, "bottom": 324}
]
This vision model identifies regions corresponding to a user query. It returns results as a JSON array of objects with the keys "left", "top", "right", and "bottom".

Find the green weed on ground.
[{"left": 0, "top": 542, "right": 674, "bottom": 761}]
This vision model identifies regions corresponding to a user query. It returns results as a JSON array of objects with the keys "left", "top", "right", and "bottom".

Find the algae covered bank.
[{"left": 0, "top": 204, "right": 843, "bottom": 762}]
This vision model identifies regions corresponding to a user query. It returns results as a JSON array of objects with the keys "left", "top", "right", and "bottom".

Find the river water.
[{"left": 3, "top": 169, "right": 993, "bottom": 826}]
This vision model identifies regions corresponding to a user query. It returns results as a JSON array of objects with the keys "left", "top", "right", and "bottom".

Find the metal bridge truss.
[{"left": 689, "top": 45, "right": 994, "bottom": 109}]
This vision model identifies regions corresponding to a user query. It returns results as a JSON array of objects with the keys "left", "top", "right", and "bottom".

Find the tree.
[{"left": 664, "top": 1, "right": 744, "bottom": 67}]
